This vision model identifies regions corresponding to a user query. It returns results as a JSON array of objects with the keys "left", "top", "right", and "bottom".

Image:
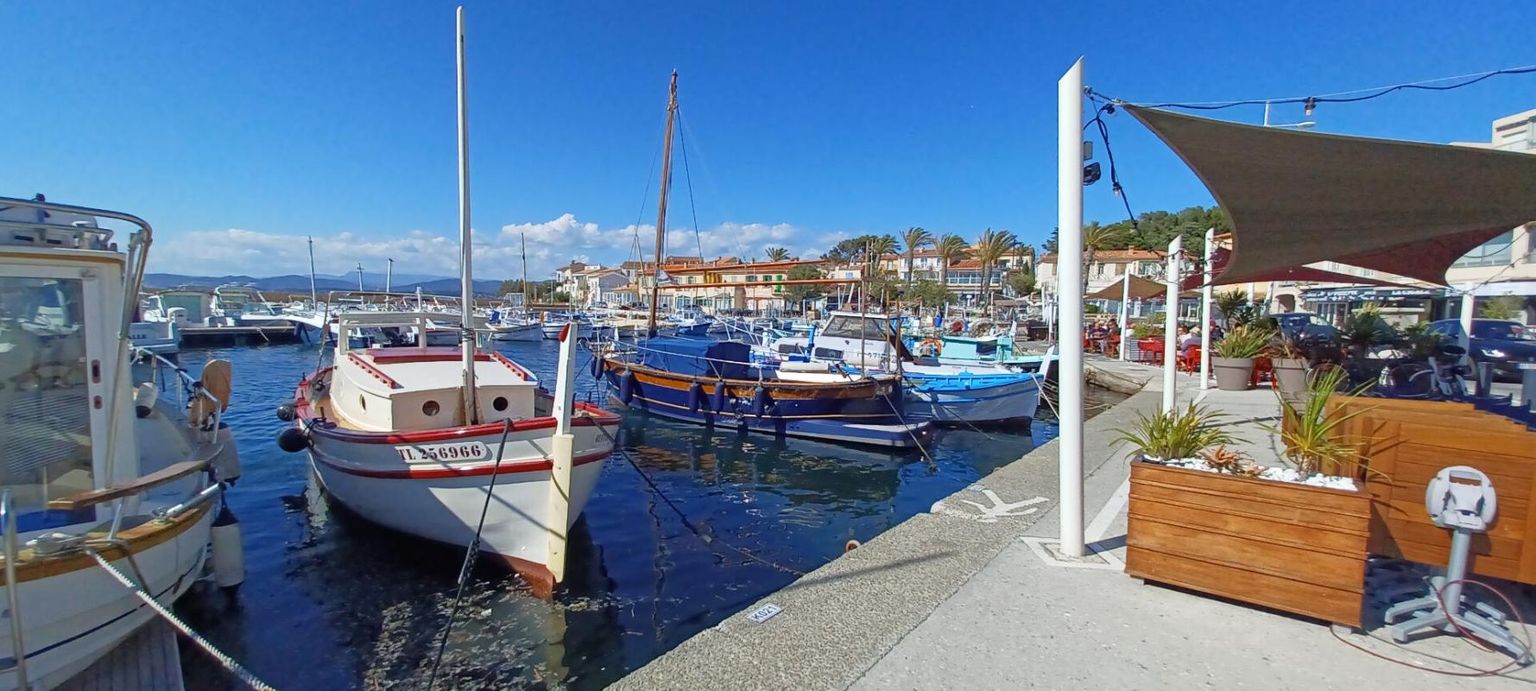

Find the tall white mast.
[
  {"left": 455, "top": 5, "right": 479, "bottom": 426},
  {"left": 307, "top": 236, "right": 318, "bottom": 307}
]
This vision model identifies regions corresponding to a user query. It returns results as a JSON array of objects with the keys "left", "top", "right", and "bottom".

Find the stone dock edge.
[{"left": 612, "top": 357, "right": 1161, "bottom": 690}]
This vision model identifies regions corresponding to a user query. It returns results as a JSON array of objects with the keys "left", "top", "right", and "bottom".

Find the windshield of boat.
[
  {"left": 0, "top": 275, "right": 95, "bottom": 519},
  {"left": 821, "top": 315, "right": 892, "bottom": 339}
]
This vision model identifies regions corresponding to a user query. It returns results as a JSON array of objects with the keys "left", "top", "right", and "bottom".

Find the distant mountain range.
[{"left": 142, "top": 272, "right": 506, "bottom": 297}]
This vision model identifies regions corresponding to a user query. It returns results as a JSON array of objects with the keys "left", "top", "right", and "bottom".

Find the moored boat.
[
  {"left": 277, "top": 11, "right": 619, "bottom": 595},
  {"left": 0, "top": 196, "right": 247, "bottom": 688},
  {"left": 287, "top": 313, "right": 619, "bottom": 592},
  {"left": 597, "top": 338, "right": 929, "bottom": 448},
  {"left": 767, "top": 312, "right": 1044, "bottom": 425}
]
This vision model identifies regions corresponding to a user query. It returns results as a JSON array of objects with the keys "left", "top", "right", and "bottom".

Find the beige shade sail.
[
  {"left": 1087, "top": 274, "right": 1165, "bottom": 301},
  {"left": 1126, "top": 106, "right": 1536, "bottom": 286}
]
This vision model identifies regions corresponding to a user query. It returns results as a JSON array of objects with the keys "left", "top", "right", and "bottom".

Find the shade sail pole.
[
  {"left": 1117, "top": 270, "right": 1130, "bottom": 361},
  {"left": 1199, "top": 228, "right": 1213, "bottom": 390},
  {"left": 1162, "top": 235, "right": 1181, "bottom": 413},
  {"left": 1056, "top": 57, "right": 1085, "bottom": 559},
  {"left": 1459, "top": 286, "right": 1476, "bottom": 353}
]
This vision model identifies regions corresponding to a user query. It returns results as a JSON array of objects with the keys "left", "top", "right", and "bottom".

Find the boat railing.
[
  {"left": 134, "top": 347, "right": 223, "bottom": 445},
  {"left": 1, "top": 489, "right": 29, "bottom": 689}
]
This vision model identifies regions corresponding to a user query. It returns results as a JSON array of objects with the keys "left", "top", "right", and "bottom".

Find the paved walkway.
[{"left": 616, "top": 356, "right": 1536, "bottom": 690}]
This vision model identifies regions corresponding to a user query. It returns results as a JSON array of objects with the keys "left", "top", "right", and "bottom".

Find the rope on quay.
[
  {"left": 84, "top": 549, "right": 274, "bottom": 691},
  {"left": 594, "top": 424, "right": 807, "bottom": 577},
  {"left": 426, "top": 418, "right": 514, "bottom": 691}
]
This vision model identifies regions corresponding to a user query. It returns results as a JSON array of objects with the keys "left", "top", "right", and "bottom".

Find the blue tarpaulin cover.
[{"left": 638, "top": 337, "right": 752, "bottom": 379}]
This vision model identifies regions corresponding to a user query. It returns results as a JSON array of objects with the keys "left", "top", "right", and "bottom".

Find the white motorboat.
[
  {"left": 127, "top": 320, "right": 179, "bottom": 355},
  {"left": 279, "top": 11, "right": 619, "bottom": 595},
  {"left": 0, "top": 196, "right": 246, "bottom": 688},
  {"left": 489, "top": 319, "right": 542, "bottom": 341},
  {"left": 764, "top": 312, "right": 1042, "bottom": 424}
]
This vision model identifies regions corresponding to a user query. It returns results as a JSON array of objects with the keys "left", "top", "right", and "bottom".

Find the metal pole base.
[{"left": 1383, "top": 531, "right": 1533, "bottom": 665}]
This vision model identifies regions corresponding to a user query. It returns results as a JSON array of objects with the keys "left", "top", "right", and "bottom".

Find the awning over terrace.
[
  {"left": 1126, "top": 106, "right": 1536, "bottom": 286},
  {"left": 1087, "top": 274, "right": 1165, "bottom": 301}
]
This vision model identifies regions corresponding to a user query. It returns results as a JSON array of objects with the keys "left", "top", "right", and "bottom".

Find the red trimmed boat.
[
  {"left": 286, "top": 313, "right": 619, "bottom": 594},
  {"left": 277, "top": 12, "right": 617, "bottom": 595}
]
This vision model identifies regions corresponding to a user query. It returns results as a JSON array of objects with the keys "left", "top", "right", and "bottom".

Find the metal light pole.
[
  {"left": 1163, "top": 235, "right": 1182, "bottom": 412},
  {"left": 386, "top": 258, "right": 394, "bottom": 293},
  {"left": 356, "top": 262, "right": 365, "bottom": 292},
  {"left": 1200, "top": 228, "right": 1214, "bottom": 390},
  {"left": 1117, "top": 269, "right": 1131, "bottom": 360},
  {"left": 1056, "top": 57, "right": 1086, "bottom": 559}
]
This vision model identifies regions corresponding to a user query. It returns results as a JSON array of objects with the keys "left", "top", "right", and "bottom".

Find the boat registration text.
[{"left": 394, "top": 441, "right": 490, "bottom": 463}]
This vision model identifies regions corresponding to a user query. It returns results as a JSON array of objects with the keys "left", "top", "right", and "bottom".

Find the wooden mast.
[
  {"left": 455, "top": 6, "right": 479, "bottom": 426},
  {"left": 646, "top": 71, "right": 679, "bottom": 338}
]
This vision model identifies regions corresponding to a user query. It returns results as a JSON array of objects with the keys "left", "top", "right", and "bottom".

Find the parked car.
[
  {"left": 1268, "top": 312, "right": 1341, "bottom": 344},
  {"left": 1426, "top": 318, "right": 1536, "bottom": 381}
]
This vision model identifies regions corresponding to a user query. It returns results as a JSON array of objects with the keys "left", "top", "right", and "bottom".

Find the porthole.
[
  {"left": 359, "top": 395, "right": 367, "bottom": 410},
  {"left": 492, "top": 396, "right": 509, "bottom": 412},
  {"left": 422, "top": 400, "right": 440, "bottom": 416}
]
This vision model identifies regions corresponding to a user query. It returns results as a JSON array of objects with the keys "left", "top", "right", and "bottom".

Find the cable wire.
[
  {"left": 1096, "top": 64, "right": 1536, "bottom": 111},
  {"left": 426, "top": 418, "right": 515, "bottom": 690},
  {"left": 677, "top": 107, "right": 708, "bottom": 263}
]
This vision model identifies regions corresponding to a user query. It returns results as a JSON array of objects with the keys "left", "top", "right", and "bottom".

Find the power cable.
[{"left": 1094, "top": 64, "right": 1536, "bottom": 112}]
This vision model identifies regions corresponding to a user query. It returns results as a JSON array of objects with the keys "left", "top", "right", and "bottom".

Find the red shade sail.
[{"left": 1127, "top": 106, "right": 1536, "bottom": 286}]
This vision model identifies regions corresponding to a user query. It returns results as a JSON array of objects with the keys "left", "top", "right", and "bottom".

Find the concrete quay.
[{"left": 615, "top": 356, "right": 1536, "bottom": 690}]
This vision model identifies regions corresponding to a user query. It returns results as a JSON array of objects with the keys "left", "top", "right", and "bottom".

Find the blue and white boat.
[
  {"left": 765, "top": 312, "right": 1042, "bottom": 425},
  {"left": 597, "top": 337, "right": 931, "bottom": 448}
]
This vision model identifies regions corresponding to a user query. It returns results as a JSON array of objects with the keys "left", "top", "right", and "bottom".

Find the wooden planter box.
[
  {"left": 1326, "top": 397, "right": 1536, "bottom": 584},
  {"left": 1126, "top": 460, "right": 1372, "bottom": 627}
]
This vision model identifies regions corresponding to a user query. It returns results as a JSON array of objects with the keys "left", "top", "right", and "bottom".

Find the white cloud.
[{"left": 148, "top": 214, "right": 816, "bottom": 279}]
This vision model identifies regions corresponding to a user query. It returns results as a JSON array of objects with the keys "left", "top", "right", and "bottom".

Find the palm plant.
[
  {"left": 764, "top": 246, "right": 790, "bottom": 262},
  {"left": 1213, "top": 289, "right": 1250, "bottom": 328},
  {"left": 936, "top": 234, "right": 970, "bottom": 289},
  {"left": 973, "top": 228, "right": 1018, "bottom": 310},
  {"left": 1211, "top": 324, "right": 1275, "bottom": 358},
  {"left": 901, "top": 226, "right": 934, "bottom": 294},
  {"left": 1115, "top": 402, "right": 1237, "bottom": 462},
  {"left": 1263, "top": 364, "right": 1373, "bottom": 477}
]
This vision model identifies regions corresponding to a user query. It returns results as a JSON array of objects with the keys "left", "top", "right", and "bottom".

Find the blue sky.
[{"left": 3, "top": 1, "right": 1533, "bottom": 279}]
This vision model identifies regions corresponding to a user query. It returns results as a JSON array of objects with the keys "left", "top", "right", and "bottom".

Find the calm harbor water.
[{"left": 167, "top": 339, "right": 1121, "bottom": 690}]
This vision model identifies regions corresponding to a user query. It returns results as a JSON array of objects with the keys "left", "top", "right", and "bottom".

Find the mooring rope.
[
  {"left": 594, "top": 424, "right": 806, "bottom": 577},
  {"left": 84, "top": 549, "right": 274, "bottom": 691},
  {"left": 426, "top": 417, "right": 515, "bottom": 690}
]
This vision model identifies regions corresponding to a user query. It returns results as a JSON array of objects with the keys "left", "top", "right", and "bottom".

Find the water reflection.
[{"left": 165, "top": 340, "right": 1119, "bottom": 690}]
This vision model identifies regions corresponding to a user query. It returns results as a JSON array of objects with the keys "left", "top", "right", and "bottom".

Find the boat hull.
[
  {"left": 0, "top": 505, "right": 212, "bottom": 690},
  {"left": 906, "top": 374, "right": 1041, "bottom": 424},
  {"left": 599, "top": 359, "right": 930, "bottom": 448},
  {"left": 297, "top": 389, "right": 621, "bottom": 594},
  {"left": 491, "top": 323, "right": 543, "bottom": 341}
]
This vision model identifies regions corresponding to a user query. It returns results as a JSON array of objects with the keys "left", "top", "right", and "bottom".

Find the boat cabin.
[
  {"left": 327, "top": 312, "right": 539, "bottom": 432},
  {"left": 0, "top": 200, "right": 156, "bottom": 526}
]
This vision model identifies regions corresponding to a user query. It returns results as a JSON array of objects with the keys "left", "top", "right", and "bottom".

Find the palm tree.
[
  {"left": 935, "top": 234, "right": 970, "bottom": 290},
  {"left": 764, "top": 246, "right": 790, "bottom": 262},
  {"left": 973, "top": 228, "right": 1018, "bottom": 310},
  {"left": 1082, "top": 223, "right": 1125, "bottom": 293},
  {"left": 900, "top": 227, "right": 934, "bottom": 293},
  {"left": 858, "top": 235, "right": 899, "bottom": 282}
]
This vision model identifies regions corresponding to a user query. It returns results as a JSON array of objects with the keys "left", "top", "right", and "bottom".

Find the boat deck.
[{"left": 58, "top": 620, "right": 183, "bottom": 691}]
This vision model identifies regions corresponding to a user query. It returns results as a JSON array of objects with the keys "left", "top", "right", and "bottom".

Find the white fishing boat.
[
  {"left": 278, "top": 10, "right": 620, "bottom": 595},
  {"left": 0, "top": 196, "right": 247, "bottom": 688}
]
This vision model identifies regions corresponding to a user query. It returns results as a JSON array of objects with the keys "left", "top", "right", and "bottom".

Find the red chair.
[
  {"left": 1136, "top": 338, "right": 1164, "bottom": 364},
  {"left": 1252, "top": 356, "right": 1273, "bottom": 386},
  {"left": 1178, "top": 345, "right": 1201, "bottom": 373}
]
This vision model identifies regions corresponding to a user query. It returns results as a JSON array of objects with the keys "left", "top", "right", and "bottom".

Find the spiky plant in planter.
[
  {"left": 1114, "top": 403, "right": 1236, "bottom": 462},
  {"left": 1267, "top": 334, "right": 1310, "bottom": 403},
  {"left": 1264, "top": 365, "right": 1374, "bottom": 478}
]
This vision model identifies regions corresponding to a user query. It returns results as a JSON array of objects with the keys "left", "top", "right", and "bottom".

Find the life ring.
[{"left": 917, "top": 338, "right": 942, "bottom": 357}]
